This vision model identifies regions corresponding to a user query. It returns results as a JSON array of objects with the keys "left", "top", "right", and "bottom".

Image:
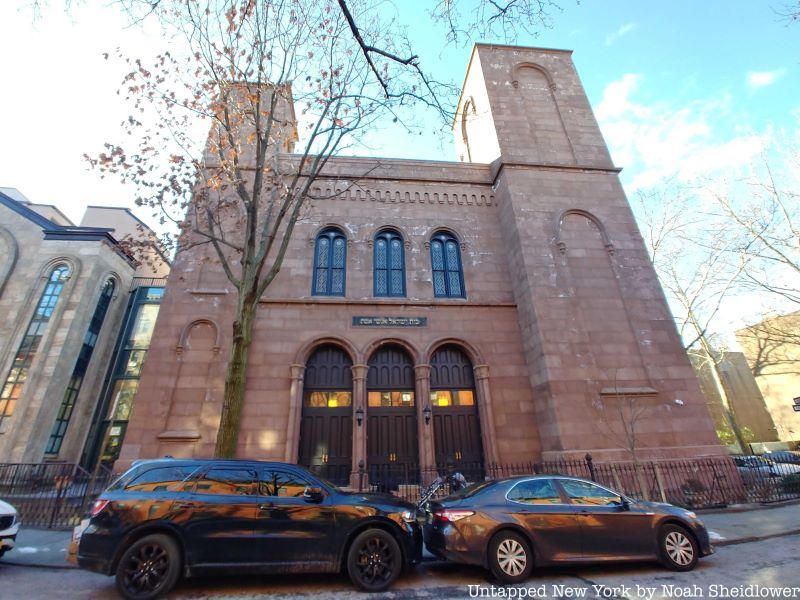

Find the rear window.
[
  {"left": 123, "top": 465, "right": 199, "bottom": 492},
  {"left": 445, "top": 480, "right": 494, "bottom": 500}
]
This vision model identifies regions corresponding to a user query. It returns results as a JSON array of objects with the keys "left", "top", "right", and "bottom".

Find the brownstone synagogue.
[{"left": 119, "top": 44, "right": 723, "bottom": 485}]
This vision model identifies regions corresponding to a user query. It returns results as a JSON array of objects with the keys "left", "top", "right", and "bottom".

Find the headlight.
[
  {"left": 686, "top": 511, "right": 697, "bottom": 519},
  {"left": 400, "top": 510, "right": 416, "bottom": 523}
]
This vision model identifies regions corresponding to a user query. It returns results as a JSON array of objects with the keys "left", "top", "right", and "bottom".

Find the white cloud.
[
  {"left": 746, "top": 69, "right": 786, "bottom": 89},
  {"left": 605, "top": 22, "right": 637, "bottom": 46},
  {"left": 595, "top": 74, "right": 771, "bottom": 192}
]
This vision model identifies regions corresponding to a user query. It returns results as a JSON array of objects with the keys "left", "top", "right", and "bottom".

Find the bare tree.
[
  {"left": 85, "top": 0, "right": 460, "bottom": 458},
  {"left": 637, "top": 187, "right": 751, "bottom": 452}
]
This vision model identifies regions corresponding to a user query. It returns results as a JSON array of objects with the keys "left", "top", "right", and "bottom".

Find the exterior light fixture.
[
  {"left": 355, "top": 406, "right": 364, "bottom": 427},
  {"left": 423, "top": 405, "right": 432, "bottom": 425}
]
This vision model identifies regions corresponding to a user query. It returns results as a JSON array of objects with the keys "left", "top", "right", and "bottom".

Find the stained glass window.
[
  {"left": 312, "top": 228, "right": 346, "bottom": 296},
  {"left": 374, "top": 230, "right": 405, "bottom": 297},
  {"left": 430, "top": 232, "right": 465, "bottom": 298}
]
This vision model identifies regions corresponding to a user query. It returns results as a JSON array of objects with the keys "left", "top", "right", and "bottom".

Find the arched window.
[
  {"left": 0, "top": 264, "right": 70, "bottom": 427},
  {"left": 430, "top": 232, "right": 465, "bottom": 298},
  {"left": 312, "top": 228, "right": 346, "bottom": 296},
  {"left": 374, "top": 230, "right": 405, "bottom": 297},
  {"left": 46, "top": 278, "right": 115, "bottom": 455}
]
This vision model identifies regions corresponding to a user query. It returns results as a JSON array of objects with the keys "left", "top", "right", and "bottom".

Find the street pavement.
[
  {"left": 1, "top": 533, "right": 798, "bottom": 599},
  {"left": 1, "top": 502, "right": 799, "bottom": 599}
]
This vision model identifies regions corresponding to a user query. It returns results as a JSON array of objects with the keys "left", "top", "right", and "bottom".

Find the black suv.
[{"left": 77, "top": 459, "right": 422, "bottom": 599}]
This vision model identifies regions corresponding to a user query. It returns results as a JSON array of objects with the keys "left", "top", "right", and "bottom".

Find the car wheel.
[
  {"left": 659, "top": 524, "right": 698, "bottom": 571},
  {"left": 488, "top": 530, "right": 533, "bottom": 584},
  {"left": 115, "top": 533, "right": 181, "bottom": 600},
  {"left": 346, "top": 528, "right": 402, "bottom": 592}
]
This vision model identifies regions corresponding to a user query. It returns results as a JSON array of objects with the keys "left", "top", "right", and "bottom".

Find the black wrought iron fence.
[
  {"left": 353, "top": 454, "right": 800, "bottom": 509},
  {"left": 0, "top": 463, "right": 115, "bottom": 529}
]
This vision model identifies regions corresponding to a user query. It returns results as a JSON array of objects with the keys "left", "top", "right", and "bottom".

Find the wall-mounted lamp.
[
  {"left": 423, "top": 405, "right": 432, "bottom": 426},
  {"left": 355, "top": 406, "right": 364, "bottom": 427}
]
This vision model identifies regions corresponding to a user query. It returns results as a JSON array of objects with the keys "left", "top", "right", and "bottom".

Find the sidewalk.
[{"left": 2, "top": 501, "right": 799, "bottom": 569}]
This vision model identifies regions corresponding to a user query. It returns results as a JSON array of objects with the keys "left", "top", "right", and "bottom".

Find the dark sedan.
[
  {"left": 76, "top": 459, "right": 422, "bottom": 599},
  {"left": 423, "top": 475, "right": 713, "bottom": 583}
]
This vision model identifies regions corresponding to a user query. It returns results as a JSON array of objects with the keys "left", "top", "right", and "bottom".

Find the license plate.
[{"left": 72, "top": 518, "right": 90, "bottom": 543}]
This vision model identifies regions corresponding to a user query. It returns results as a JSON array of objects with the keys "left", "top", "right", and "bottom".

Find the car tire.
[
  {"left": 488, "top": 530, "right": 534, "bottom": 584},
  {"left": 659, "top": 524, "right": 699, "bottom": 571},
  {"left": 346, "top": 528, "right": 403, "bottom": 592},
  {"left": 115, "top": 533, "right": 181, "bottom": 600}
]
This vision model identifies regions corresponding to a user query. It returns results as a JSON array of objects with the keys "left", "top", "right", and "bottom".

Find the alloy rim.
[
  {"left": 356, "top": 536, "right": 393, "bottom": 585},
  {"left": 122, "top": 542, "right": 170, "bottom": 595},
  {"left": 497, "top": 538, "right": 527, "bottom": 576},
  {"left": 665, "top": 531, "right": 694, "bottom": 566}
]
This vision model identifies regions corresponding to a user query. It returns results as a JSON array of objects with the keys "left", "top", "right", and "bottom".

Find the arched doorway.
[
  {"left": 430, "top": 345, "right": 484, "bottom": 480},
  {"left": 298, "top": 344, "right": 353, "bottom": 485},
  {"left": 366, "top": 344, "right": 418, "bottom": 489}
]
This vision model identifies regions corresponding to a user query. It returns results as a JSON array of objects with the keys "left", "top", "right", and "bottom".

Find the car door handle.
[
  {"left": 258, "top": 503, "right": 274, "bottom": 510},
  {"left": 174, "top": 502, "right": 197, "bottom": 509}
]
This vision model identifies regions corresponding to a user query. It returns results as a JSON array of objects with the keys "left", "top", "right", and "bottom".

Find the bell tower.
[{"left": 454, "top": 44, "right": 723, "bottom": 461}]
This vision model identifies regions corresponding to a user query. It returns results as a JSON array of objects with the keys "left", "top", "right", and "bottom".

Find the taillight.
[
  {"left": 433, "top": 509, "right": 474, "bottom": 523},
  {"left": 89, "top": 499, "right": 110, "bottom": 517}
]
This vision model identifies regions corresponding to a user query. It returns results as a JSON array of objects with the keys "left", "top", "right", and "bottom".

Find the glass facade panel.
[
  {"left": 46, "top": 279, "right": 115, "bottom": 455},
  {"left": 81, "top": 285, "right": 164, "bottom": 468},
  {"left": 0, "top": 265, "right": 70, "bottom": 427}
]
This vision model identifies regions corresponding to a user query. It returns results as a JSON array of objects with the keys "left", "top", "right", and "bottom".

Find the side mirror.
[
  {"left": 303, "top": 486, "right": 325, "bottom": 503},
  {"left": 618, "top": 498, "right": 630, "bottom": 511}
]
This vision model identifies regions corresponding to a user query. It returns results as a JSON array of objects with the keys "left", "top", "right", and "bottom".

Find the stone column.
[
  {"left": 474, "top": 364, "right": 500, "bottom": 466},
  {"left": 415, "top": 364, "right": 436, "bottom": 483},
  {"left": 284, "top": 364, "right": 305, "bottom": 463},
  {"left": 350, "top": 364, "right": 369, "bottom": 489}
]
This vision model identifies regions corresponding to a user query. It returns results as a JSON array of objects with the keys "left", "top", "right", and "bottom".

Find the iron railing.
[
  {"left": 0, "top": 463, "right": 115, "bottom": 529},
  {"left": 352, "top": 455, "right": 800, "bottom": 509}
]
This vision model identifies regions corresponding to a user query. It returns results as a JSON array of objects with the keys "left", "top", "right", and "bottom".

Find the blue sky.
[{"left": 1, "top": 1, "right": 796, "bottom": 215}]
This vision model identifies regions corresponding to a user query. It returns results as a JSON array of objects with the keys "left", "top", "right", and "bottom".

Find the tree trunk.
[{"left": 214, "top": 291, "right": 258, "bottom": 458}]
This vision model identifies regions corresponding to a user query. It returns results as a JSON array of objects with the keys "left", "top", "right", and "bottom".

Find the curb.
[
  {"left": 699, "top": 497, "right": 800, "bottom": 515},
  {"left": 714, "top": 528, "right": 800, "bottom": 547},
  {"left": 0, "top": 559, "right": 77, "bottom": 570}
]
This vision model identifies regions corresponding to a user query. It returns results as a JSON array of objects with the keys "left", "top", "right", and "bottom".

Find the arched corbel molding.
[
  {"left": 511, "top": 62, "right": 577, "bottom": 163},
  {"left": 307, "top": 223, "right": 354, "bottom": 248},
  {"left": 176, "top": 318, "right": 222, "bottom": 355},
  {"left": 554, "top": 209, "right": 615, "bottom": 256},
  {"left": 293, "top": 335, "right": 359, "bottom": 366},
  {"left": 511, "top": 61, "right": 557, "bottom": 90},
  {"left": 422, "top": 227, "right": 467, "bottom": 252},
  {"left": 422, "top": 337, "right": 486, "bottom": 366},
  {"left": 362, "top": 337, "right": 422, "bottom": 366},
  {"left": 0, "top": 226, "right": 19, "bottom": 298},
  {"left": 366, "top": 224, "right": 413, "bottom": 251}
]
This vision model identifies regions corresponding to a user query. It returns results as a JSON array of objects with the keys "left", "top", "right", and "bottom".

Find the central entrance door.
[
  {"left": 366, "top": 344, "right": 419, "bottom": 490},
  {"left": 298, "top": 345, "right": 353, "bottom": 486},
  {"left": 430, "top": 345, "right": 484, "bottom": 482}
]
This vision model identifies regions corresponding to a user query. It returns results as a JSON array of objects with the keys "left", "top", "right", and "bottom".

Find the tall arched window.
[
  {"left": 374, "top": 230, "right": 405, "bottom": 297},
  {"left": 312, "top": 228, "right": 346, "bottom": 296},
  {"left": 45, "top": 278, "right": 115, "bottom": 455},
  {"left": 430, "top": 232, "right": 465, "bottom": 298},
  {"left": 0, "top": 264, "right": 70, "bottom": 427}
]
